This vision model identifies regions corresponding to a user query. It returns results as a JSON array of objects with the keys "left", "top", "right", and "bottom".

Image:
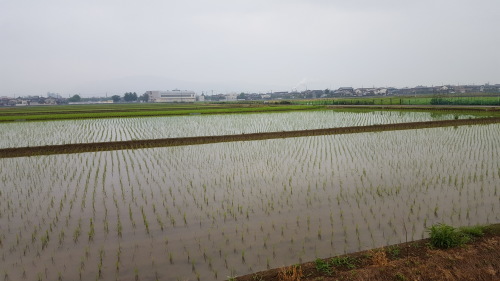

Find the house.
[
  {"left": 482, "top": 84, "right": 500, "bottom": 93},
  {"left": 223, "top": 93, "right": 238, "bottom": 101},
  {"left": 413, "top": 86, "right": 434, "bottom": 95},
  {"left": 0, "top": 97, "right": 13, "bottom": 106},
  {"left": 355, "top": 88, "right": 375, "bottom": 96},
  {"left": 387, "top": 87, "right": 399, "bottom": 95},
  {"left": 435, "top": 86, "right": 452, "bottom": 94},
  {"left": 375, "top": 88, "right": 388, "bottom": 95},
  {"left": 334, "top": 87, "right": 355, "bottom": 96},
  {"left": 398, "top": 88, "right": 413, "bottom": 95}
]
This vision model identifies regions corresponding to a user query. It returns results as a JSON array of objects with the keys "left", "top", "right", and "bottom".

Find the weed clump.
[
  {"left": 458, "top": 225, "right": 485, "bottom": 237},
  {"left": 428, "top": 224, "right": 485, "bottom": 249},
  {"left": 370, "top": 251, "right": 389, "bottom": 266},
  {"left": 330, "top": 256, "right": 358, "bottom": 269},
  {"left": 314, "top": 259, "right": 333, "bottom": 276},
  {"left": 278, "top": 265, "right": 303, "bottom": 281}
]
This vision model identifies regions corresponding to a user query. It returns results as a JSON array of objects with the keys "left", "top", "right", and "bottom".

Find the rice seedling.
[{"left": 88, "top": 218, "right": 95, "bottom": 241}]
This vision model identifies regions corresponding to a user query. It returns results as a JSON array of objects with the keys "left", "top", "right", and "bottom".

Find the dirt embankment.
[
  {"left": 1, "top": 117, "right": 499, "bottom": 158},
  {"left": 236, "top": 225, "right": 500, "bottom": 281}
]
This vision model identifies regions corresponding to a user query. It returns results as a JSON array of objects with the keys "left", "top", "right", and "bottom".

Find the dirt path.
[{"left": 1, "top": 117, "right": 499, "bottom": 158}]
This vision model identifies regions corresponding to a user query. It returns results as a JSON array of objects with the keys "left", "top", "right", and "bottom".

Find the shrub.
[{"left": 428, "top": 224, "right": 471, "bottom": 249}]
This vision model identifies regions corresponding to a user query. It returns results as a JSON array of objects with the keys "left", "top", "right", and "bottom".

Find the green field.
[
  {"left": 295, "top": 95, "right": 500, "bottom": 106},
  {"left": 0, "top": 103, "right": 322, "bottom": 122},
  {"left": 1, "top": 96, "right": 500, "bottom": 123}
]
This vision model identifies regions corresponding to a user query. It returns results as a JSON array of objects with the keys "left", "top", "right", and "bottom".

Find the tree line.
[
  {"left": 67, "top": 92, "right": 149, "bottom": 103},
  {"left": 111, "top": 92, "right": 149, "bottom": 103}
]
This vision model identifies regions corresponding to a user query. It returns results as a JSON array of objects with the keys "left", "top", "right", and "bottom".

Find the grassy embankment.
[{"left": 234, "top": 224, "right": 500, "bottom": 281}]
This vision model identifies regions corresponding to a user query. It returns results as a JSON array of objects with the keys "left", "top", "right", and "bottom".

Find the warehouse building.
[{"left": 146, "top": 90, "right": 197, "bottom": 103}]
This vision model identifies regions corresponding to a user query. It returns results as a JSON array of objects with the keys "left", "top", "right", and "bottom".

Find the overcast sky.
[{"left": 1, "top": 0, "right": 499, "bottom": 97}]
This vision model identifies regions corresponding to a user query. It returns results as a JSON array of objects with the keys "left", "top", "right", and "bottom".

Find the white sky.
[{"left": 1, "top": 0, "right": 499, "bottom": 97}]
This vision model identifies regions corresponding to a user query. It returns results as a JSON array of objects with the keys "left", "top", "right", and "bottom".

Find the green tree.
[
  {"left": 140, "top": 93, "right": 149, "bottom": 102},
  {"left": 111, "top": 95, "right": 121, "bottom": 103},
  {"left": 68, "top": 94, "right": 81, "bottom": 102},
  {"left": 123, "top": 92, "right": 138, "bottom": 102}
]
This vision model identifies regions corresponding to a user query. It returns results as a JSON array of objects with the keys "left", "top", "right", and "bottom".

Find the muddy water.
[{"left": 0, "top": 124, "right": 499, "bottom": 281}]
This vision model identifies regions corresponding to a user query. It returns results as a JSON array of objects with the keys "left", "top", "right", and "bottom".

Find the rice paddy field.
[
  {"left": 0, "top": 110, "right": 477, "bottom": 149},
  {"left": 0, "top": 103, "right": 318, "bottom": 122},
  {"left": 0, "top": 110, "right": 499, "bottom": 281}
]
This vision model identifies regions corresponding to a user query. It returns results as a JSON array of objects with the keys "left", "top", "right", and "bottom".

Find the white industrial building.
[{"left": 146, "top": 90, "right": 197, "bottom": 103}]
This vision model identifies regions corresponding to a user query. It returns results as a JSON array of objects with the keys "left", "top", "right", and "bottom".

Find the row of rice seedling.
[
  {"left": 0, "top": 110, "right": 476, "bottom": 148},
  {"left": 0, "top": 124, "right": 498, "bottom": 280}
]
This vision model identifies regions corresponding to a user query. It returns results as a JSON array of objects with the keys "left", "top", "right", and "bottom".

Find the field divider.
[{"left": 1, "top": 117, "right": 499, "bottom": 158}]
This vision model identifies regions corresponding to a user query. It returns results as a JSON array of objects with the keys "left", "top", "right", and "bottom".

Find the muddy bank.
[
  {"left": 235, "top": 224, "right": 500, "bottom": 281},
  {"left": 1, "top": 117, "right": 499, "bottom": 158}
]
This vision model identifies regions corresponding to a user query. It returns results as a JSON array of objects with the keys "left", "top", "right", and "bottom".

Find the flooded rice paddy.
[
  {"left": 0, "top": 110, "right": 476, "bottom": 148},
  {"left": 0, "top": 123, "right": 499, "bottom": 280}
]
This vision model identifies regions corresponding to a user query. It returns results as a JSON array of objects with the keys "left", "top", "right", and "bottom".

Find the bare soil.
[
  {"left": 235, "top": 225, "right": 500, "bottom": 281},
  {"left": 1, "top": 117, "right": 499, "bottom": 158}
]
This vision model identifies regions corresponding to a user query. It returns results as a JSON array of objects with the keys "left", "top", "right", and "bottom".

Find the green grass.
[
  {"left": 0, "top": 103, "right": 323, "bottom": 122},
  {"left": 330, "top": 256, "right": 358, "bottom": 269},
  {"left": 385, "top": 245, "right": 401, "bottom": 259},
  {"left": 314, "top": 258, "right": 334, "bottom": 276},
  {"left": 293, "top": 95, "right": 500, "bottom": 106},
  {"left": 427, "top": 223, "right": 487, "bottom": 249},
  {"left": 458, "top": 226, "right": 486, "bottom": 237},
  {"left": 314, "top": 256, "right": 358, "bottom": 275}
]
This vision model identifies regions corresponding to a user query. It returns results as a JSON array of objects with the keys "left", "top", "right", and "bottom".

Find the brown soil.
[
  {"left": 1, "top": 117, "right": 499, "bottom": 158},
  {"left": 235, "top": 225, "right": 500, "bottom": 281}
]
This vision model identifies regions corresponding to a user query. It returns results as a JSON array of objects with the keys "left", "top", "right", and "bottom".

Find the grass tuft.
[
  {"left": 428, "top": 223, "right": 487, "bottom": 249},
  {"left": 314, "top": 259, "right": 334, "bottom": 276},
  {"left": 458, "top": 226, "right": 485, "bottom": 238},
  {"left": 330, "top": 256, "right": 357, "bottom": 269}
]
